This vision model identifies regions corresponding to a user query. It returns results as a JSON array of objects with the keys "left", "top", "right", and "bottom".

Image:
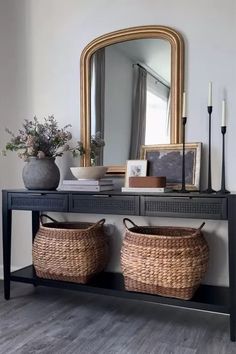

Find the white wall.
[{"left": 0, "top": 0, "right": 235, "bottom": 286}]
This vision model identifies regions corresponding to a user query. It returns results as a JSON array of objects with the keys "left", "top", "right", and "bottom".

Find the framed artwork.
[
  {"left": 124, "top": 160, "right": 148, "bottom": 187},
  {"left": 140, "top": 143, "right": 202, "bottom": 190}
]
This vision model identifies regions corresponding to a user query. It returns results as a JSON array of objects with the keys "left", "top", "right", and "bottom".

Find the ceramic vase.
[{"left": 22, "top": 157, "right": 60, "bottom": 190}]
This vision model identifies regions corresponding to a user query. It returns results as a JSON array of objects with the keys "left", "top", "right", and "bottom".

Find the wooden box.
[{"left": 129, "top": 176, "right": 166, "bottom": 188}]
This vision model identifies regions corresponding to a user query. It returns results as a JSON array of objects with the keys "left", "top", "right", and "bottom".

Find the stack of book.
[
  {"left": 60, "top": 178, "right": 114, "bottom": 192},
  {"left": 121, "top": 187, "right": 171, "bottom": 193}
]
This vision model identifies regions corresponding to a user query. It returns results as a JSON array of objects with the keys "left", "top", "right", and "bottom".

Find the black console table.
[{"left": 2, "top": 189, "right": 236, "bottom": 341}]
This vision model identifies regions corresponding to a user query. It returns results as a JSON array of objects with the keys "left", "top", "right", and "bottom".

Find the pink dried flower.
[
  {"left": 26, "top": 135, "right": 36, "bottom": 146},
  {"left": 27, "top": 147, "right": 35, "bottom": 156},
  {"left": 37, "top": 151, "right": 45, "bottom": 159}
]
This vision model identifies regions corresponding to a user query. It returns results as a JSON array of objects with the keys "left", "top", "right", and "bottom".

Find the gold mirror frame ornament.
[{"left": 80, "top": 25, "right": 184, "bottom": 172}]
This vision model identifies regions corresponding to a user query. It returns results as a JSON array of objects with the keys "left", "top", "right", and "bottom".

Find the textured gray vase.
[{"left": 22, "top": 157, "right": 60, "bottom": 190}]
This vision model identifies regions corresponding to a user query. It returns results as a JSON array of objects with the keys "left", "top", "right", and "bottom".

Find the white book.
[
  {"left": 60, "top": 184, "right": 114, "bottom": 192},
  {"left": 62, "top": 179, "right": 113, "bottom": 186},
  {"left": 121, "top": 187, "right": 172, "bottom": 193}
]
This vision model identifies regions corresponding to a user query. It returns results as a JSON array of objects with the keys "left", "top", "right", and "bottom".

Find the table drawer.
[
  {"left": 140, "top": 196, "right": 227, "bottom": 219},
  {"left": 70, "top": 194, "right": 139, "bottom": 215},
  {"left": 8, "top": 193, "right": 68, "bottom": 211}
]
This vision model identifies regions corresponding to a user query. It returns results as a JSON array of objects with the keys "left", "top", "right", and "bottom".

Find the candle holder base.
[
  {"left": 216, "top": 189, "right": 230, "bottom": 195},
  {"left": 177, "top": 188, "right": 190, "bottom": 193},
  {"left": 202, "top": 188, "right": 216, "bottom": 194}
]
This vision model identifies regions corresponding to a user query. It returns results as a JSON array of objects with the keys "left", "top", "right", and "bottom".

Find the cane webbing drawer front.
[
  {"left": 8, "top": 193, "right": 68, "bottom": 211},
  {"left": 141, "top": 196, "right": 227, "bottom": 219},
  {"left": 70, "top": 194, "right": 139, "bottom": 215}
]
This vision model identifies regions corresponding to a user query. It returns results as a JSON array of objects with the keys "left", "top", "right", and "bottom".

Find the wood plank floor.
[{"left": 0, "top": 282, "right": 236, "bottom": 354}]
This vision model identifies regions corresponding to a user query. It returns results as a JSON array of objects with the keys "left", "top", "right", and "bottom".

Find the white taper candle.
[
  {"left": 208, "top": 82, "right": 212, "bottom": 106},
  {"left": 182, "top": 92, "right": 186, "bottom": 117},
  {"left": 222, "top": 99, "right": 226, "bottom": 126}
]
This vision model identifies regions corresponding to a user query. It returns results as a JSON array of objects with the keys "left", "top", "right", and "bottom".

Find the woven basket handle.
[
  {"left": 123, "top": 218, "right": 138, "bottom": 230},
  {"left": 40, "top": 214, "right": 59, "bottom": 225},
  {"left": 196, "top": 222, "right": 205, "bottom": 233},
  {"left": 87, "top": 218, "right": 106, "bottom": 230}
]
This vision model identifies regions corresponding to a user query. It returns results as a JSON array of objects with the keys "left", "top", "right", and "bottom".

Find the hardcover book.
[
  {"left": 121, "top": 187, "right": 172, "bottom": 193},
  {"left": 62, "top": 179, "right": 113, "bottom": 186},
  {"left": 60, "top": 184, "right": 114, "bottom": 192}
]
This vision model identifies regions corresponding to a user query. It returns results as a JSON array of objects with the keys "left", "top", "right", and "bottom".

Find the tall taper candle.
[
  {"left": 222, "top": 99, "right": 226, "bottom": 126},
  {"left": 208, "top": 82, "right": 212, "bottom": 106},
  {"left": 182, "top": 92, "right": 186, "bottom": 117}
]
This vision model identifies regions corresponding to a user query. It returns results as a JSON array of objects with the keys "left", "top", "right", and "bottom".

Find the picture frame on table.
[
  {"left": 140, "top": 143, "right": 202, "bottom": 190},
  {"left": 124, "top": 160, "right": 148, "bottom": 187}
]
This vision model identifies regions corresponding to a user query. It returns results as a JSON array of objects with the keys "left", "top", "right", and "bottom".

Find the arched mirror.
[{"left": 80, "top": 26, "right": 184, "bottom": 173}]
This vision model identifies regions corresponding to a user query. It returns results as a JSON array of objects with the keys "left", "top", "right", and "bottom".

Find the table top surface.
[{"left": 2, "top": 188, "right": 232, "bottom": 198}]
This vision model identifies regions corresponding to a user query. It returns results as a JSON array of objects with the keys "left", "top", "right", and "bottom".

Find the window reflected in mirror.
[
  {"left": 145, "top": 72, "right": 170, "bottom": 145},
  {"left": 90, "top": 38, "right": 171, "bottom": 166}
]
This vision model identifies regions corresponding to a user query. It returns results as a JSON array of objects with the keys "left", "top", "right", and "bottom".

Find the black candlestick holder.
[
  {"left": 179, "top": 116, "right": 189, "bottom": 193},
  {"left": 203, "top": 106, "right": 216, "bottom": 193},
  {"left": 217, "top": 126, "right": 230, "bottom": 194}
]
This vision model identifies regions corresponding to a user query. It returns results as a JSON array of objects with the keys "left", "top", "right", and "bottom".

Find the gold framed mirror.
[{"left": 80, "top": 25, "right": 184, "bottom": 173}]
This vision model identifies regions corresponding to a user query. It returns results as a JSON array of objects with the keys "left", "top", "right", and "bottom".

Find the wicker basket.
[
  {"left": 32, "top": 215, "right": 108, "bottom": 284},
  {"left": 121, "top": 218, "right": 209, "bottom": 300}
]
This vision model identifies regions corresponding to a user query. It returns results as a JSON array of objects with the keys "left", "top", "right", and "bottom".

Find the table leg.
[
  {"left": 228, "top": 195, "right": 236, "bottom": 341},
  {"left": 32, "top": 211, "right": 40, "bottom": 241},
  {"left": 32, "top": 211, "right": 40, "bottom": 285},
  {"left": 2, "top": 191, "right": 12, "bottom": 300}
]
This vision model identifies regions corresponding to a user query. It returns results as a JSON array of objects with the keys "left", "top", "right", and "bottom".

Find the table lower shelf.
[{"left": 10, "top": 265, "right": 229, "bottom": 314}]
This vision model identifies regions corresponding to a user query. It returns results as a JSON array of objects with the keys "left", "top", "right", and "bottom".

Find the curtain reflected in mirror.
[
  {"left": 129, "top": 65, "right": 147, "bottom": 159},
  {"left": 90, "top": 38, "right": 171, "bottom": 166}
]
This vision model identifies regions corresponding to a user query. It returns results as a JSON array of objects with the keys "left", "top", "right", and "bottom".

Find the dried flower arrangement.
[
  {"left": 3, "top": 115, "right": 105, "bottom": 164},
  {"left": 3, "top": 116, "right": 73, "bottom": 160}
]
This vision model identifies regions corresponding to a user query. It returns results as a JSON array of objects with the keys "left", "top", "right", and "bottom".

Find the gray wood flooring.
[{"left": 0, "top": 282, "right": 236, "bottom": 354}]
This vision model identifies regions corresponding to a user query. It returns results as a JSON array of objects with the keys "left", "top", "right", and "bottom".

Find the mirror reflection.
[{"left": 90, "top": 38, "right": 171, "bottom": 166}]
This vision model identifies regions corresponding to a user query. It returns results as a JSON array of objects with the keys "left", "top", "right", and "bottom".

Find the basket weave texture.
[
  {"left": 32, "top": 215, "right": 108, "bottom": 284},
  {"left": 121, "top": 218, "right": 209, "bottom": 300}
]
